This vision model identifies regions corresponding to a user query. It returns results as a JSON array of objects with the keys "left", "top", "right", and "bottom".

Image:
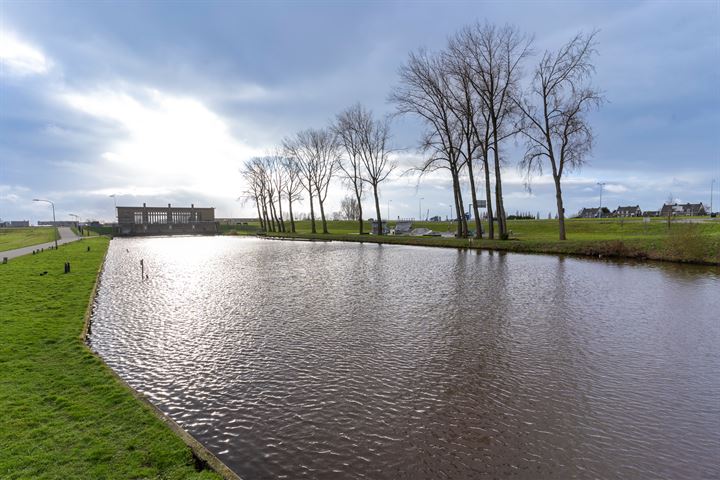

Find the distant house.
[
  {"left": 577, "top": 207, "right": 612, "bottom": 218},
  {"left": 643, "top": 210, "right": 660, "bottom": 217},
  {"left": 614, "top": 205, "right": 642, "bottom": 217},
  {"left": 0, "top": 220, "right": 30, "bottom": 227},
  {"left": 659, "top": 203, "right": 708, "bottom": 217}
]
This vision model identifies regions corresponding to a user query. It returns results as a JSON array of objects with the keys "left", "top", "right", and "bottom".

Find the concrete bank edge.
[{"left": 81, "top": 243, "right": 242, "bottom": 480}]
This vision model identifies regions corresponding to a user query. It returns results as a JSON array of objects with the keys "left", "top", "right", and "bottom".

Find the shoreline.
[
  {"left": 259, "top": 231, "right": 720, "bottom": 267},
  {"left": 0, "top": 238, "right": 239, "bottom": 479},
  {"left": 81, "top": 244, "right": 241, "bottom": 480}
]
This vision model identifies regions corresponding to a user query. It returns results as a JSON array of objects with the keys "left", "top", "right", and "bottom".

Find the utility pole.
[
  {"left": 597, "top": 182, "right": 606, "bottom": 218},
  {"left": 33, "top": 198, "right": 58, "bottom": 249},
  {"left": 711, "top": 179, "right": 716, "bottom": 215},
  {"left": 419, "top": 197, "right": 424, "bottom": 221}
]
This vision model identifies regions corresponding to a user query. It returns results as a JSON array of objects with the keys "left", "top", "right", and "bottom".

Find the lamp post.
[
  {"left": 33, "top": 198, "right": 58, "bottom": 249},
  {"left": 419, "top": 197, "right": 424, "bottom": 221},
  {"left": 597, "top": 182, "right": 606, "bottom": 218},
  {"left": 711, "top": 179, "right": 716, "bottom": 215},
  {"left": 387, "top": 199, "right": 392, "bottom": 221}
]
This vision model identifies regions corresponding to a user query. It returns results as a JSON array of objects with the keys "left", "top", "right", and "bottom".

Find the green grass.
[
  {"left": 0, "top": 238, "right": 221, "bottom": 479},
  {"left": 0, "top": 227, "right": 58, "bottom": 252},
  {"left": 257, "top": 217, "right": 720, "bottom": 265}
]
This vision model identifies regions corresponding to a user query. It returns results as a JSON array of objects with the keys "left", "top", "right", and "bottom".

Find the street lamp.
[
  {"left": 33, "top": 198, "right": 58, "bottom": 249},
  {"left": 597, "top": 182, "right": 606, "bottom": 218},
  {"left": 387, "top": 199, "right": 392, "bottom": 221},
  {"left": 711, "top": 179, "right": 716, "bottom": 215},
  {"left": 419, "top": 197, "right": 424, "bottom": 221}
]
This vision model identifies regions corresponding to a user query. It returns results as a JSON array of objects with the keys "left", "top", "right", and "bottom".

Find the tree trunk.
[
  {"left": 491, "top": 122, "right": 507, "bottom": 238},
  {"left": 373, "top": 183, "right": 382, "bottom": 235},
  {"left": 288, "top": 195, "right": 296, "bottom": 233},
  {"left": 553, "top": 174, "right": 566, "bottom": 240},
  {"left": 482, "top": 154, "right": 494, "bottom": 239},
  {"left": 307, "top": 185, "right": 316, "bottom": 234},
  {"left": 316, "top": 186, "right": 328, "bottom": 234},
  {"left": 466, "top": 157, "right": 482, "bottom": 239},
  {"left": 355, "top": 188, "right": 364, "bottom": 235},
  {"left": 277, "top": 196, "right": 286, "bottom": 232},
  {"left": 255, "top": 198, "right": 265, "bottom": 232}
]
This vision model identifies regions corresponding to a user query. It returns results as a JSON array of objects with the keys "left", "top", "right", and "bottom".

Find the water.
[{"left": 89, "top": 236, "right": 720, "bottom": 479}]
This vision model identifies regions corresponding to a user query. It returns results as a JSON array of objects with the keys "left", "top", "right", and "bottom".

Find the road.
[{"left": 1, "top": 227, "right": 83, "bottom": 260}]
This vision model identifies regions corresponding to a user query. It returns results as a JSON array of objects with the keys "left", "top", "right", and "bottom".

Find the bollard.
[
  {"left": 87, "top": 246, "right": 90, "bottom": 252},
  {"left": 2, "top": 257, "right": 7, "bottom": 264}
]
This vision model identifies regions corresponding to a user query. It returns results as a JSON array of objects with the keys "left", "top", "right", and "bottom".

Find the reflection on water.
[{"left": 90, "top": 236, "right": 720, "bottom": 479}]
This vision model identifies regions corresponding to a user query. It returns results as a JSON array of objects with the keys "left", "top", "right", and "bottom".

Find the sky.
[{"left": 1, "top": 0, "right": 719, "bottom": 223}]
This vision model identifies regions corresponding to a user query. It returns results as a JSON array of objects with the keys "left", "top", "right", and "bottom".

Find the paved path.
[{"left": 1, "top": 227, "right": 83, "bottom": 260}]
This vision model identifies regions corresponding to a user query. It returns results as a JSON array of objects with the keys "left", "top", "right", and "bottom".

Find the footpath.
[{"left": 2, "top": 227, "right": 82, "bottom": 260}]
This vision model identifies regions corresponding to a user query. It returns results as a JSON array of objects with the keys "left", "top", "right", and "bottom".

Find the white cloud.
[
  {"left": 0, "top": 30, "right": 51, "bottom": 76},
  {"left": 60, "top": 88, "right": 261, "bottom": 204}
]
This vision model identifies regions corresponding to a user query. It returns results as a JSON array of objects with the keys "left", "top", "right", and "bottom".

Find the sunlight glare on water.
[{"left": 90, "top": 236, "right": 720, "bottom": 479}]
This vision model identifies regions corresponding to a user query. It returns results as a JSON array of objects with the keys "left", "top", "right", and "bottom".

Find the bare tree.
[
  {"left": 310, "top": 128, "right": 341, "bottom": 234},
  {"left": 241, "top": 157, "right": 271, "bottom": 231},
  {"left": 334, "top": 104, "right": 367, "bottom": 234},
  {"left": 281, "top": 155, "right": 303, "bottom": 233},
  {"left": 515, "top": 31, "right": 602, "bottom": 240},
  {"left": 351, "top": 105, "right": 395, "bottom": 235},
  {"left": 340, "top": 195, "right": 361, "bottom": 220},
  {"left": 454, "top": 22, "right": 533, "bottom": 239},
  {"left": 443, "top": 48, "right": 486, "bottom": 238},
  {"left": 390, "top": 49, "right": 468, "bottom": 237},
  {"left": 283, "top": 128, "right": 340, "bottom": 234},
  {"left": 283, "top": 131, "right": 318, "bottom": 234}
]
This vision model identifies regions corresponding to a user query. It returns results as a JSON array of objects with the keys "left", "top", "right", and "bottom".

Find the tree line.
[{"left": 241, "top": 22, "right": 602, "bottom": 241}]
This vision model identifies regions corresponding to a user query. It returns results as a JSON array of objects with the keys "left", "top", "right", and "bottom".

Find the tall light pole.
[
  {"left": 68, "top": 213, "right": 80, "bottom": 227},
  {"left": 387, "top": 199, "right": 392, "bottom": 221},
  {"left": 597, "top": 182, "right": 606, "bottom": 218},
  {"left": 419, "top": 197, "right": 424, "bottom": 221},
  {"left": 711, "top": 179, "right": 716, "bottom": 215},
  {"left": 33, "top": 198, "right": 58, "bottom": 249}
]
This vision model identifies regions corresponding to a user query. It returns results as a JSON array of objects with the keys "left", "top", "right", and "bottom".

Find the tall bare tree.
[
  {"left": 309, "top": 128, "right": 341, "bottom": 234},
  {"left": 281, "top": 155, "right": 303, "bottom": 233},
  {"left": 515, "top": 31, "right": 602, "bottom": 240},
  {"left": 349, "top": 105, "right": 395, "bottom": 235},
  {"left": 334, "top": 104, "right": 367, "bottom": 234},
  {"left": 283, "top": 131, "right": 318, "bottom": 234},
  {"left": 454, "top": 22, "right": 532, "bottom": 239},
  {"left": 390, "top": 49, "right": 467, "bottom": 237}
]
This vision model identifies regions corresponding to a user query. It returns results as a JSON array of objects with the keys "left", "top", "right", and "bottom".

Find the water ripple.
[{"left": 90, "top": 237, "right": 720, "bottom": 479}]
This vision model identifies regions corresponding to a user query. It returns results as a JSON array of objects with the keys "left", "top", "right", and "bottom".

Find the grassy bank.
[
  {"left": 0, "top": 227, "right": 58, "bottom": 252},
  {"left": 0, "top": 238, "right": 221, "bottom": 479},
  {"left": 257, "top": 218, "right": 720, "bottom": 265}
]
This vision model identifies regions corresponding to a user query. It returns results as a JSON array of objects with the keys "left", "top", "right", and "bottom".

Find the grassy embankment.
[
  {"left": 234, "top": 217, "right": 720, "bottom": 265},
  {"left": 0, "top": 238, "right": 221, "bottom": 479},
  {"left": 0, "top": 227, "right": 58, "bottom": 252}
]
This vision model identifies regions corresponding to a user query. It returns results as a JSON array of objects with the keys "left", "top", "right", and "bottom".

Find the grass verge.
[
  {"left": 0, "top": 238, "right": 222, "bottom": 479},
  {"left": 262, "top": 225, "right": 720, "bottom": 266},
  {"left": 0, "top": 227, "right": 58, "bottom": 252}
]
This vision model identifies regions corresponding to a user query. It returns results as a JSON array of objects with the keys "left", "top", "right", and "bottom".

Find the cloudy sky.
[{"left": 1, "top": 0, "right": 718, "bottom": 223}]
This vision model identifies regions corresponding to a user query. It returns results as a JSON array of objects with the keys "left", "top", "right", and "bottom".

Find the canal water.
[{"left": 89, "top": 236, "right": 720, "bottom": 479}]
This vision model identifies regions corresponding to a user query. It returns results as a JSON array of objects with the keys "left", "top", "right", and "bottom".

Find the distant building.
[
  {"left": 0, "top": 220, "right": 30, "bottom": 227},
  {"left": 114, "top": 203, "right": 217, "bottom": 236},
  {"left": 38, "top": 220, "right": 77, "bottom": 227},
  {"left": 659, "top": 203, "right": 707, "bottom": 217},
  {"left": 643, "top": 210, "right": 660, "bottom": 217},
  {"left": 577, "top": 207, "right": 612, "bottom": 218},
  {"left": 614, "top": 205, "right": 642, "bottom": 217}
]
